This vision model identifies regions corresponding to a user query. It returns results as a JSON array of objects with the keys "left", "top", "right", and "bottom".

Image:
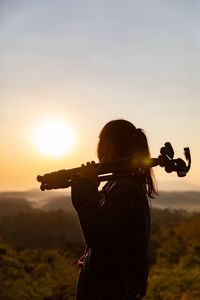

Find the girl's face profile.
[
  {"left": 97, "top": 136, "right": 106, "bottom": 162},
  {"left": 97, "top": 136, "right": 115, "bottom": 162}
]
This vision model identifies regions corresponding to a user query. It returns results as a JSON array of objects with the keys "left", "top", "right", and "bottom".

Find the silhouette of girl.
[{"left": 71, "top": 119, "right": 157, "bottom": 300}]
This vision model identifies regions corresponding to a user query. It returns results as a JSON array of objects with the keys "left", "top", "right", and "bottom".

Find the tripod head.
[{"left": 157, "top": 142, "right": 191, "bottom": 177}]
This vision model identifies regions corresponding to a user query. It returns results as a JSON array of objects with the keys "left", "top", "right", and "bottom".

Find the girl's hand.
[{"left": 80, "top": 161, "right": 98, "bottom": 182}]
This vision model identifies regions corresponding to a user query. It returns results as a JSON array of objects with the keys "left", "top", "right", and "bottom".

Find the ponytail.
[{"left": 132, "top": 128, "right": 158, "bottom": 198}]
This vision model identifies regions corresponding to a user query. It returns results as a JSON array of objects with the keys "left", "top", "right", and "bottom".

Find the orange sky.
[{"left": 1, "top": 1, "right": 199, "bottom": 191}]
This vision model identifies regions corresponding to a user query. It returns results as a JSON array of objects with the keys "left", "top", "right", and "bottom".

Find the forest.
[{"left": 0, "top": 194, "right": 199, "bottom": 300}]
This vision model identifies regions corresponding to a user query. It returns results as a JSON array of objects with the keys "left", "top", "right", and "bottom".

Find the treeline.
[
  {"left": 0, "top": 210, "right": 83, "bottom": 300},
  {"left": 0, "top": 210, "right": 83, "bottom": 253},
  {"left": 146, "top": 209, "right": 200, "bottom": 300},
  {"left": 0, "top": 244, "right": 78, "bottom": 300},
  {"left": 0, "top": 208, "right": 199, "bottom": 299}
]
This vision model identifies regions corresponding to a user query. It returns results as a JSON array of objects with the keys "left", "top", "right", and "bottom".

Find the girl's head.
[{"left": 97, "top": 119, "right": 157, "bottom": 198}]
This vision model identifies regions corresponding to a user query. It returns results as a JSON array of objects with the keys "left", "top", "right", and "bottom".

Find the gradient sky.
[{"left": 0, "top": 0, "right": 199, "bottom": 191}]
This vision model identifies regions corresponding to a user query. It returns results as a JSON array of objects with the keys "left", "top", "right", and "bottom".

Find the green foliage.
[
  {"left": 0, "top": 210, "right": 84, "bottom": 254},
  {"left": 146, "top": 263, "right": 200, "bottom": 300},
  {"left": 0, "top": 208, "right": 199, "bottom": 299},
  {"left": 145, "top": 210, "right": 200, "bottom": 300},
  {"left": 0, "top": 243, "right": 79, "bottom": 300}
]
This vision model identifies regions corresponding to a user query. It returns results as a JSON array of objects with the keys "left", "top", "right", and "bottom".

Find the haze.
[{"left": 0, "top": 0, "right": 199, "bottom": 191}]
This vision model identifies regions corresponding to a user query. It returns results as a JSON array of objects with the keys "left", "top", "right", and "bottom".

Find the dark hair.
[{"left": 97, "top": 119, "right": 158, "bottom": 198}]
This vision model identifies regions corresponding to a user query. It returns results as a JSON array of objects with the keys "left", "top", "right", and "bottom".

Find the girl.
[{"left": 71, "top": 119, "right": 157, "bottom": 300}]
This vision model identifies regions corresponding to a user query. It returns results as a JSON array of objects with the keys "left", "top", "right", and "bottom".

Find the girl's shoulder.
[
  {"left": 102, "top": 175, "right": 145, "bottom": 196},
  {"left": 115, "top": 174, "right": 144, "bottom": 189}
]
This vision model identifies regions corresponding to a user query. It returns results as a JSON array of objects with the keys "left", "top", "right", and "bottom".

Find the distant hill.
[
  {"left": 41, "top": 195, "right": 73, "bottom": 211},
  {"left": 0, "top": 190, "right": 72, "bottom": 215},
  {"left": 0, "top": 196, "right": 34, "bottom": 216},
  {"left": 152, "top": 191, "right": 200, "bottom": 212},
  {"left": 157, "top": 180, "right": 200, "bottom": 192},
  {"left": 0, "top": 189, "right": 199, "bottom": 215}
]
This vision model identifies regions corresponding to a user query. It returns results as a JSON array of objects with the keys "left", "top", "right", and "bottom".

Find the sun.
[{"left": 33, "top": 120, "right": 76, "bottom": 157}]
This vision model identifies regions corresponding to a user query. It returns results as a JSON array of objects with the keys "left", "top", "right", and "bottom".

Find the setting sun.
[{"left": 33, "top": 120, "right": 76, "bottom": 157}]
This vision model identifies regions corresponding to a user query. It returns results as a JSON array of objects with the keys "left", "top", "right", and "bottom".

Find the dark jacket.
[{"left": 71, "top": 175, "right": 151, "bottom": 300}]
